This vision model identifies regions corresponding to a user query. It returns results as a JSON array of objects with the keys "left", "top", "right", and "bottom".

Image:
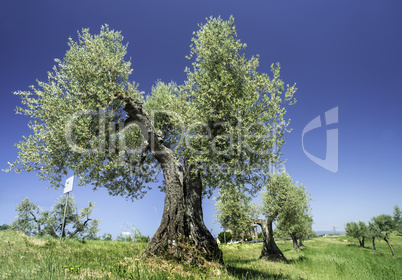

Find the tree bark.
[
  {"left": 291, "top": 233, "right": 300, "bottom": 250},
  {"left": 183, "top": 161, "right": 222, "bottom": 263},
  {"left": 254, "top": 219, "right": 286, "bottom": 262},
  {"left": 68, "top": 218, "right": 91, "bottom": 239},
  {"left": 384, "top": 237, "right": 395, "bottom": 257},
  {"left": 298, "top": 238, "right": 304, "bottom": 247},
  {"left": 372, "top": 237, "right": 376, "bottom": 253},
  {"left": 358, "top": 237, "right": 365, "bottom": 248},
  {"left": 124, "top": 99, "right": 222, "bottom": 263}
]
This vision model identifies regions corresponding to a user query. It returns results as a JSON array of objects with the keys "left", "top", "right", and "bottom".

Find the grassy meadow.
[{"left": 0, "top": 230, "right": 401, "bottom": 279}]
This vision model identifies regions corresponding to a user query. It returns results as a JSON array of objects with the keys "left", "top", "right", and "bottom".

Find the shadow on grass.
[
  {"left": 346, "top": 244, "right": 370, "bottom": 249},
  {"left": 287, "top": 255, "right": 308, "bottom": 264},
  {"left": 282, "top": 247, "right": 306, "bottom": 253},
  {"left": 225, "top": 258, "right": 257, "bottom": 265},
  {"left": 226, "top": 265, "right": 297, "bottom": 280}
]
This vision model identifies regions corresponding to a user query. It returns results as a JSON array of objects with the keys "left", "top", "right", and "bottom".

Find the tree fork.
[
  {"left": 123, "top": 98, "right": 222, "bottom": 263},
  {"left": 255, "top": 219, "right": 287, "bottom": 262}
]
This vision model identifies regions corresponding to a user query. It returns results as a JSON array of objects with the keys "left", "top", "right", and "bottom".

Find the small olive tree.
[
  {"left": 345, "top": 221, "right": 368, "bottom": 247},
  {"left": 214, "top": 184, "right": 256, "bottom": 240},
  {"left": 372, "top": 214, "right": 396, "bottom": 257},
  {"left": 367, "top": 221, "right": 382, "bottom": 252},
  {"left": 10, "top": 198, "right": 42, "bottom": 236},
  {"left": 10, "top": 196, "right": 100, "bottom": 239},
  {"left": 275, "top": 180, "right": 311, "bottom": 250},
  {"left": 393, "top": 205, "right": 402, "bottom": 234}
]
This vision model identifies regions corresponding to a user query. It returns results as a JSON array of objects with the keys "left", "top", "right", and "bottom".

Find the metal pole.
[{"left": 60, "top": 192, "right": 69, "bottom": 243}]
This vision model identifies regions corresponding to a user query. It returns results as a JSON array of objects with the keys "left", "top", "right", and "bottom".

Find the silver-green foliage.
[
  {"left": 7, "top": 25, "right": 152, "bottom": 199},
  {"left": 345, "top": 221, "right": 369, "bottom": 246},
  {"left": 269, "top": 173, "right": 312, "bottom": 239},
  {"left": 393, "top": 205, "right": 402, "bottom": 234},
  {"left": 260, "top": 173, "right": 295, "bottom": 223},
  {"left": 7, "top": 17, "right": 296, "bottom": 202},
  {"left": 214, "top": 184, "right": 258, "bottom": 238},
  {"left": 10, "top": 198, "right": 42, "bottom": 236},
  {"left": 147, "top": 16, "right": 297, "bottom": 194}
]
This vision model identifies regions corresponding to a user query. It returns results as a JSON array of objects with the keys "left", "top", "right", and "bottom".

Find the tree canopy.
[
  {"left": 274, "top": 175, "right": 311, "bottom": 249},
  {"left": 7, "top": 18, "right": 295, "bottom": 199},
  {"left": 345, "top": 221, "right": 368, "bottom": 247},
  {"left": 6, "top": 17, "right": 297, "bottom": 262},
  {"left": 214, "top": 183, "right": 257, "bottom": 239},
  {"left": 393, "top": 205, "right": 402, "bottom": 234}
]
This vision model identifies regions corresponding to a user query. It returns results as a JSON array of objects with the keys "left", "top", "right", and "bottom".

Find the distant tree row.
[
  {"left": 215, "top": 172, "right": 312, "bottom": 262},
  {"left": 345, "top": 205, "right": 402, "bottom": 257},
  {"left": 9, "top": 196, "right": 100, "bottom": 240}
]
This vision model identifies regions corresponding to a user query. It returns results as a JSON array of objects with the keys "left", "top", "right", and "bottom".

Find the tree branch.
[
  {"left": 29, "top": 210, "right": 41, "bottom": 234},
  {"left": 122, "top": 97, "right": 169, "bottom": 162},
  {"left": 69, "top": 218, "right": 91, "bottom": 239},
  {"left": 253, "top": 218, "right": 266, "bottom": 227}
]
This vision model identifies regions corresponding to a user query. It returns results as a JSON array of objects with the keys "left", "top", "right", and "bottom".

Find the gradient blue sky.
[{"left": 1, "top": 1, "right": 401, "bottom": 238}]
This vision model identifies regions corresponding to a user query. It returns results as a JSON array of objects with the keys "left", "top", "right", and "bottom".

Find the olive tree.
[
  {"left": 255, "top": 173, "right": 296, "bottom": 261},
  {"left": 214, "top": 184, "right": 257, "bottom": 240},
  {"left": 367, "top": 221, "right": 382, "bottom": 252},
  {"left": 372, "top": 214, "right": 396, "bottom": 257},
  {"left": 10, "top": 197, "right": 42, "bottom": 236},
  {"left": 345, "top": 221, "right": 368, "bottom": 247},
  {"left": 7, "top": 17, "right": 296, "bottom": 263},
  {"left": 275, "top": 179, "right": 311, "bottom": 250},
  {"left": 393, "top": 205, "right": 402, "bottom": 234}
]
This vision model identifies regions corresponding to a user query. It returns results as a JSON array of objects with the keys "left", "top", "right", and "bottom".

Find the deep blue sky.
[{"left": 1, "top": 1, "right": 401, "bottom": 238}]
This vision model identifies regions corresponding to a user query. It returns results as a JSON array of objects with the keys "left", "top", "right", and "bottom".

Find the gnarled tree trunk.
[
  {"left": 183, "top": 161, "right": 222, "bottom": 263},
  {"left": 291, "top": 233, "right": 300, "bottom": 250},
  {"left": 124, "top": 99, "right": 222, "bottom": 263},
  {"left": 298, "top": 238, "right": 304, "bottom": 247},
  {"left": 255, "top": 219, "right": 286, "bottom": 261},
  {"left": 384, "top": 237, "right": 395, "bottom": 257}
]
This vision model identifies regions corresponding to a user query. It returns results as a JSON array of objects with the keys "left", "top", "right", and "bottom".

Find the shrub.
[
  {"left": 0, "top": 224, "right": 9, "bottom": 231},
  {"left": 244, "top": 234, "right": 253, "bottom": 241},
  {"left": 217, "top": 231, "right": 232, "bottom": 244}
]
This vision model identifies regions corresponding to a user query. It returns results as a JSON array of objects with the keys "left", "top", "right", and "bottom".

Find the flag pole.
[
  {"left": 60, "top": 175, "right": 74, "bottom": 243},
  {"left": 60, "top": 192, "right": 69, "bottom": 242}
]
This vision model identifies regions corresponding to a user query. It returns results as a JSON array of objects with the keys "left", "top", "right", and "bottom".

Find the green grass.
[
  {"left": 222, "top": 234, "right": 402, "bottom": 279},
  {"left": 1, "top": 231, "right": 401, "bottom": 279}
]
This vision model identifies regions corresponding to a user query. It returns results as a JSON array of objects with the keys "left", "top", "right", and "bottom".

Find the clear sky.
[{"left": 1, "top": 0, "right": 401, "bottom": 238}]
